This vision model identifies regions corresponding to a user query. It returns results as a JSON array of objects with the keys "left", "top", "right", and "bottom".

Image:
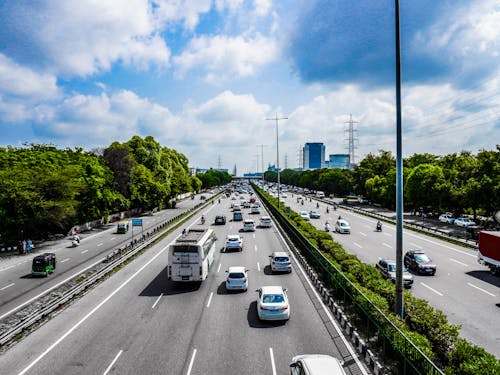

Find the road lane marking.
[
  {"left": 382, "top": 243, "right": 392, "bottom": 248},
  {"left": 269, "top": 348, "right": 277, "bottom": 375},
  {"left": 17, "top": 244, "right": 169, "bottom": 375},
  {"left": 81, "top": 249, "right": 88, "bottom": 254},
  {"left": 0, "top": 265, "right": 15, "bottom": 272},
  {"left": 257, "top": 262, "right": 261, "bottom": 272},
  {"left": 110, "top": 237, "right": 116, "bottom": 241},
  {"left": 359, "top": 232, "right": 367, "bottom": 237},
  {"left": 186, "top": 349, "right": 197, "bottom": 375},
  {"left": 364, "top": 224, "right": 371, "bottom": 229},
  {"left": 103, "top": 350, "right": 123, "bottom": 375},
  {"left": 230, "top": 225, "right": 233, "bottom": 230},
  {"left": 217, "top": 263, "right": 221, "bottom": 273},
  {"left": 353, "top": 242, "right": 362, "bottom": 248},
  {"left": 254, "top": 245, "right": 258, "bottom": 252},
  {"left": 467, "top": 282, "right": 496, "bottom": 297},
  {"left": 97, "top": 243, "right": 103, "bottom": 247},
  {"left": 449, "top": 258, "right": 468, "bottom": 267},
  {"left": 151, "top": 293, "right": 163, "bottom": 309},
  {"left": 206, "top": 292, "right": 214, "bottom": 308},
  {"left": 420, "top": 282, "right": 443, "bottom": 296},
  {"left": 1, "top": 283, "right": 15, "bottom": 291},
  {"left": 384, "top": 232, "right": 392, "bottom": 237},
  {"left": 253, "top": 233, "right": 256, "bottom": 239},
  {"left": 409, "top": 242, "right": 422, "bottom": 249},
  {"left": 61, "top": 258, "right": 70, "bottom": 263}
]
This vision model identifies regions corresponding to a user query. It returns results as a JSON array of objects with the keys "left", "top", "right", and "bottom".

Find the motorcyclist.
[
  {"left": 73, "top": 234, "right": 80, "bottom": 244},
  {"left": 201, "top": 215, "right": 206, "bottom": 224},
  {"left": 324, "top": 220, "right": 330, "bottom": 232},
  {"left": 326, "top": 207, "right": 329, "bottom": 213},
  {"left": 338, "top": 215, "right": 342, "bottom": 220},
  {"left": 316, "top": 202, "right": 319, "bottom": 208},
  {"left": 376, "top": 221, "right": 382, "bottom": 231}
]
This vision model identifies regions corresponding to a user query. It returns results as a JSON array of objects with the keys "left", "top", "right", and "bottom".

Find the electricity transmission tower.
[{"left": 344, "top": 114, "right": 359, "bottom": 165}]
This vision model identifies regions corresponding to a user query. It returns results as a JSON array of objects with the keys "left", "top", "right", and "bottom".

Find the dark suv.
[
  {"left": 214, "top": 215, "right": 226, "bottom": 225},
  {"left": 404, "top": 250, "right": 436, "bottom": 275}
]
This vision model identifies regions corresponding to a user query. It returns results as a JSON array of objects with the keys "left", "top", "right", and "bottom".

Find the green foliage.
[
  {"left": 445, "top": 338, "right": 500, "bottom": 375},
  {"left": 197, "top": 169, "right": 232, "bottom": 189}
]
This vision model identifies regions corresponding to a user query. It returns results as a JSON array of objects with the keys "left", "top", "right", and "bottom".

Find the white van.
[{"left": 316, "top": 191, "right": 325, "bottom": 198}]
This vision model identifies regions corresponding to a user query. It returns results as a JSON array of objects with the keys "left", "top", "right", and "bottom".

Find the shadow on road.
[
  {"left": 139, "top": 266, "right": 201, "bottom": 297},
  {"left": 465, "top": 270, "right": 500, "bottom": 288}
]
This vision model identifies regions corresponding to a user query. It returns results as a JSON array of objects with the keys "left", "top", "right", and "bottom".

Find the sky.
[{"left": 0, "top": 0, "right": 499, "bottom": 175}]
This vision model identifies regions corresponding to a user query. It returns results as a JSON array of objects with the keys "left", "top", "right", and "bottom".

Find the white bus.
[{"left": 167, "top": 228, "right": 217, "bottom": 282}]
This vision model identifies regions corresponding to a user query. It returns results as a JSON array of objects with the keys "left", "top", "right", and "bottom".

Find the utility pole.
[
  {"left": 217, "top": 155, "right": 222, "bottom": 169},
  {"left": 394, "top": 0, "right": 404, "bottom": 319},
  {"left": 257, "top": 144, "right": 268, "bottom": 180},
  {"left": 284, "top": 153, "right": 288, "bottom": 170},
  {"left": 266, "top": 113, "right": 288, "bottom": 209},
  {"left": 344, "top": 114, "right": 358, "bottom": 166},
  {"left": 254, "top": 154, "right": 260, "bottom": 174}
]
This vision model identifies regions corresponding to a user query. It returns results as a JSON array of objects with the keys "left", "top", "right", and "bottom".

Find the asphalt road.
[
  {"left": 0, "top": 192, "right": 368, "bottom": 375},
  {"left": 0, "top": 193, "right": 214, "bottom": 320},
  {"left": 282, "top": 194, "right": 500, "bottom": 357}
]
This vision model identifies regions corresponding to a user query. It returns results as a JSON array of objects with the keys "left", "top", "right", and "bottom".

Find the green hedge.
[{"left": 257, "top": 187, "right": 499, "bottom": 374}]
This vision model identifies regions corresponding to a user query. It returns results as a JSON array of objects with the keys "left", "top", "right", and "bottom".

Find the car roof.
[
  {"left": 228, "top": 266, "right": 246, "bottom": 273},
  {"left": 292, "top": 354, "right": 345, "bottom": 375},
  {"left": 271, "top": 251, "right": 289, "bottom": 257},
  {"left": 337, "top": 219, "right": 349, "bottom": 224},
  {"left": 407, "top": 249, "right": 425, "bottom": 254},
  {"left": 260, "top": 285, "right": 285, "bottom": 294},
  {"left": 244, "top": 219, "right": 254, "bottom": 223},
  {"left": 260, "top": 216, "right": 271, "bottom": 220},
  {"left": 227, "top": 234, "right": 241, "bottom": 239}
]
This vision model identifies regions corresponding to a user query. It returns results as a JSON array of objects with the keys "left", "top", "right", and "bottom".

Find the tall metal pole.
[
  {"left": 266, "top": 114, "right": 287, "bottom": 209},
  {"left": 395, "top": 0, "right": 404, "bottom": 318},
  {"left": 257, "top": 144, "right": 267, "bottom": 181}
]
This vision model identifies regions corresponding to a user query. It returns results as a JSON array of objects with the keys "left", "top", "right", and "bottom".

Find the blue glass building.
[{"left": 303, "top": 143, "right": 325, "bottom": 170}]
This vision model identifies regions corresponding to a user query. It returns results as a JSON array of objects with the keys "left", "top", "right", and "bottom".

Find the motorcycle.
[
  {"left": 325, "top": 223, "right": 331, "bottom": 232},
  {"left": 71, "top": 239, "right": 80, "bottom": 247},
  {"left": 376, "top": 222, "right": 382, "bottom": 232},
  {"left": 201, "top": 216, "right": 206, "bottom": 225}
]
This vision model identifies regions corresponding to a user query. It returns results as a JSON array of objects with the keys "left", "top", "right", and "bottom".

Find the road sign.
[{"left": 132, "top": 218, "right": 143, "bottom": 226}]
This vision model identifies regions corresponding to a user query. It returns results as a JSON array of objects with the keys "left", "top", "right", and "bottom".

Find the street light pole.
[{"left": 266, "top": 113, "right": 288, "bottom": 209}]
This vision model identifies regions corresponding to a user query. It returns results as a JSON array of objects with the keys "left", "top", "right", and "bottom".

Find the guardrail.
[
  {"left": 254, "top": 187, "right": 444, "bottom": 375},
  {"left": 0, "top": 193, "right": 221, "bottom": 348}
]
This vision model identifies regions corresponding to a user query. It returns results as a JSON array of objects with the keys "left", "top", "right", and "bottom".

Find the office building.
[
  {"left": 303, "top": 143, "right": 325, "bottom": 170},
  {"left": 328, "top": 154, "right": 350, "bottom": 169}
]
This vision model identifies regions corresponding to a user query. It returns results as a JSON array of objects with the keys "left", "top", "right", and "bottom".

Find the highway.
[
  {"left": 0, "top": 192, "right": 368, "bottom": 375},
  {"left": 0, "top": 194, "right": 213, "bottom": 321},
  {"left": 281, "top": 193, "right": 500, "bottom": 357}
]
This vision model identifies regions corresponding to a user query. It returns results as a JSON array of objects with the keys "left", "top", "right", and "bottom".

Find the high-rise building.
[
  {"left": 328, "top": 154, "right": 350, "bottom": 169},
  {"left": 303, "top": 143, "right": 325, "bottom": 170}
]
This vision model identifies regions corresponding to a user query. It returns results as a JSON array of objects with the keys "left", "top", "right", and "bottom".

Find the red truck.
[{"left": 477, "top": 231, "right": 500, "bottom": 275}]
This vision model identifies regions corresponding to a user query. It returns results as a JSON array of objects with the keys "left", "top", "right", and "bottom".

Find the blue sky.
[{"left": 0, "top": 0, "right": 499, "bottom": 174}]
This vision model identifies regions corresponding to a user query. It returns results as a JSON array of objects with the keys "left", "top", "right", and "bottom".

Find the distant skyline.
[{"left": 1, "top": 0, "right": 499, "bottom": 175}]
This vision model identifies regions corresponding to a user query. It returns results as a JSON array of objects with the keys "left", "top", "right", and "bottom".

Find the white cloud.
[
  {"left": 173, "top": 33, "right": 280, "bottom": 82},
  {"left": 155, "top": 0, "right": 212, "bottom": 31}
]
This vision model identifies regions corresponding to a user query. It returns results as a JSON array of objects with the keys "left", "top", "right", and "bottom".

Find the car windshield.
[
  {"left": 415, "top": 254, "right": 431, "bottom": 263},
  {"left": 228, "top": 272, "right": 245, "bottom": 278},
  {"left": 341, "top": 222, "right": 348, "bottom": 227},
  {"left": 262, "top": 294, "right": 285, "bottom": 303},
  {"left": 274, "top": 257, "right": 289, "bottom": 262},
  {"left": 388, "top": 264, "right": 396, "bottom": 272},
  {"left": 228, "top": 238, "right": 239, "bottom": 242}
]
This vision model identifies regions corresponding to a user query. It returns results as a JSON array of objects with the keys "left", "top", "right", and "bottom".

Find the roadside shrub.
[{"left": 445, "top": 338, "right": 500, "bottom": 375}]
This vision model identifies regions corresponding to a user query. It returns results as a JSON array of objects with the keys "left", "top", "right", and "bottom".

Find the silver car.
[
  {"left": 256, "top": 285, "right": 290, "bottom": 321},
  {"left": 226, "top": 266, "right": 248, "bottom": 291},
  {"left": 376, "top": 258, "right": 413, "bottom": 288},
  {"left": 269, "top": 251, "right": 292, "bottom": 273}
]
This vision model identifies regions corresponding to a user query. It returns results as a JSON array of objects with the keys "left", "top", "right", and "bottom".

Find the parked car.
[
  {"left": 242, "top": 219, "right": 256, "bottom": 232},
  {"left": 269, "top": 251, "right": 292, "bottom": 273},
  {"left": 225, "top": 266, "right": 248, "bottom": 291},
  {"left": 300, "top": 211, "right": 310, "bottom": 221},
  {"left": 404, "top": 250, "right": 436, "bottom": 275},
  {"left": 439, "top": 213, "right": 456, "bottom": 224},
  {"left": 335, "top": 219, "right": 351, "bottom": 234},
  {"left": 256, "top": 285, "right": 290, "bottom": 321},
  {"left": 309, "top": 210, "right": 321, "bottom": 219},
  {"left": 454, "top": 217, "right": 476, "bottom": 227},
  {"left": 290, "top": 354, "right": 346, "bottom": 375},
  {"left": 225, "top": 235, "right": 243, "bottom": 251},
  {"left": 376, "top": 258, "right": 413, "bottom": 288},
  {"left": 214, "top": 215, "right": 226, "bottom": 225}
]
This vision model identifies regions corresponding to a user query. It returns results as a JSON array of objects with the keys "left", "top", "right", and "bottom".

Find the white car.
[
  {"left": 439, "top": 213, "right": 455, "bottom": 224},
  {"left": 269, "top": 251, "right": 292, "bottom": 273},
  {"left": 225, "top": 234, "right": 243, "bottom": 251},
  {"left": 290, "top": 354, "right": 346, "bottom": 375},
  {"left": 281, "top": 193, "right": 288, "bottom": 198},
  {"left": 335, "top": 219, "right": 351, "bottom": 234},
  {"left": 242, "top": 219, "right": 255, "bottom": 232},
  {"left": 454, "top": 217, "right": 476, "bottom": 227},
  {"left": 251, "top": 205, "right": 260, "bottom": 214},
  {"left": 256, "top": 286, "right": 290, "bottom": 321},
  {"left": 300, "top": 211, "right": 310, "bottom": 221},
  {"left": 259, "top": 216, "right": 272, "bottom": 228},
  {"left": 225, "top": 266, "right": 248, "bottom": 291}
]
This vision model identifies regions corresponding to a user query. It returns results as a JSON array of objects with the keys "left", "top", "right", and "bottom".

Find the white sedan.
[
  {"left": 454, "top": 217, "right": 476, "bottom": 227},
  {"left": 225, "top": 234, "right": 243, "bottom": 251},
  {"left": 256, "top": 285, "right": 290, "bottom": 321},
  {"left": 226, "top": 266, "right": 248, "bottom": 291},
  {"left": 300, "top": 211, "right": 310, "bottom": 221}
]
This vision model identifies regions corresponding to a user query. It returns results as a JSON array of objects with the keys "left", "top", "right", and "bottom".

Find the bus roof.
[{"left": 176, "top": 228, "right": 211, "bottom": 243}]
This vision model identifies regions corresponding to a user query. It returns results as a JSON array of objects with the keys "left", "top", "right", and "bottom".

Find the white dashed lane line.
[
  {"left": 467, "top": 282, "right": 496, "bottom": 297},
  {"left": 449, "top": 258, "right": 468, "bottom": 267},
  {"left": 353, "top": 242, "right": 362, "bottom": 249},
  {"left": 103, "top": 350, "right": 123, "bottom": 375},
  {"left": 1, "top": 283, "right": 15, "bottom": 291},
  {"left": 269, "top": 348, "right": 277, "bottom": 375},
  {"left": 151, "top": 293, "right": 163, "bottom": 309},
  {"left": 254, "top": 245, "right": 258, "bottom": 252},
  {"left": 61, "top": 258, "right": 70, "bottom": 263},
  {"left": 81, "top": 249, "right": 88, "bottom": 254},
  {"left": 257, "top": 262, "right": 261, "bottom": 272},
  {"left": 382, "top": 243, "right": 392, "bottom": 249},
  {"left": 97, "top": 243, "right": 103, "bottom": 247},
  {"left": 217, "top": 263, "right": 221, "bottom": 273},
  {"left": 359, "top": 232, "right": 367, "bottom": 237},
  {"left": 206, "top": 292, "right": 214, "bottom": 308},
  {"left": 420, "top": 282, "right": 444, "bottom": 296},
  {"left": 110, "top": 237, "right": 116, "bottom": 241}
]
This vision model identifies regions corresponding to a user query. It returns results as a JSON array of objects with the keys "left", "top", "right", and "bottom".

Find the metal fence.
[{"left": 255, "top": 188, "right": 444, "bottom": 375}]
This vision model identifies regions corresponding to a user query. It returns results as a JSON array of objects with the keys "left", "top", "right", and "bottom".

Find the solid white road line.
[
  {"left": 1, "top": 283, "right": 15, "bottom": 291},
  {"left": 420, "top": 282, "right": 444, "bottom": 296},
  {"left": 467, "top": 282, "right": 496, "bottom": 297},
  {"left": 409, "top": 242, "right": 423, "bottom": 249},
  {"left": 81, "top": 249, "right": 88, "bottom": 254},
  {"left": 61, "top": 258, "right": 70, "bottom": 263},
  {"left": 103, "top": 350, "right": 123, "bottom": 375},
  {"left": 17, "top": 245, "right": 169, "bottom": 375},
  {"left": 449, "top": 258, "right": 468, "bottom": 267},
  {"left": 353, "top": 242, "right": 362, "bottom": 249},
  {"left": 275, "top": 222, "right": 368, "bottom": 374},
  {"left": 269, "top": 348, "right": 277, "bottom": 375},
  {"left": 97, "top": 243, "right": 103, "bottom": 247},
  {"left": 257, "top": 262, "right": 261, "bottom": 272},
  {"left": 359, "top": 232, "right": 367, "bottom": 237},
  {"left": 217, "top": 263, "right": 221, "bottom": 273},
  {"left": 186, "top": 349, "right": 197, "bottom": 375},
  {"left": 206, "top": 292, "right": 214, "bottom": 308},
  {"left": 382, "top": 243, "right": 392, "bottom": 248},
  {"left": 151, "top": 293, "right": 163, "bottom": 309}
]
